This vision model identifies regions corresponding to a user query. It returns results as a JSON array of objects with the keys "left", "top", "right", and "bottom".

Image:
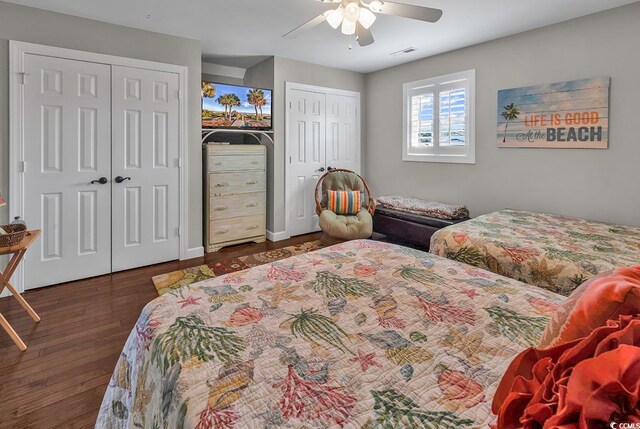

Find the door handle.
[
  {"left": 317, "top": 167, "right": 325, "bottom": 172},
  {"left": 90, "top": 177, "right": 108, "bottom": 185},
  {"left": 114, "top": 176, "right": 131, "bottom": 183}
]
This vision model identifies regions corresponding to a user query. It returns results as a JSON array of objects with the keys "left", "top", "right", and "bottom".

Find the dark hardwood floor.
[{"left": 0, "top": 232, "right": 322, "bottom": 429}]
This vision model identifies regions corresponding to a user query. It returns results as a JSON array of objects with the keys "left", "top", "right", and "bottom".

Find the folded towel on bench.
[{"left": 377, "top": 195, "right": 469, "bottom": 220}]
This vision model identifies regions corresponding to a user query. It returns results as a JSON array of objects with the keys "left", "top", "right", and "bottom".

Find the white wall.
[
  {"left": 0, "top": 1, "right": 203, "bottom": 249},
  {"left": 365, "top": 2, "right": 640, "bottom": 227}
]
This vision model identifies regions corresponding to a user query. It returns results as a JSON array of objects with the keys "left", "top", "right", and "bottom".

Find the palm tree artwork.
[
  {"left": 247, "top": 89, "right": 266, "bottom": 121},
  {"left": 216, "top": 94, "right": 231, "bottom": 119},
  {"left": 501, "top": 103, "right": 521, "bottom": 143},
  {"left": 201, "top": 82, "right": 216, "bottom": 99},
  {"left": 216, "top": 94, "right": 242, "bottom": 121},
  {"left": 256, "top": 97, "right": 266, "bottom": 120},
  {"left": 228, "top": 94, "right": 241, "bottom": 120}
]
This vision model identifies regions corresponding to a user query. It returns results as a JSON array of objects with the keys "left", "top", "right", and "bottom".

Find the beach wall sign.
[{"left": 497, "top": 77, "right": 610, "bottom": 149}]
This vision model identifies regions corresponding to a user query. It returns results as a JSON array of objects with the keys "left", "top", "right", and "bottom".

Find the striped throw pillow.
[{"left": 327, "top": 190, "right": 361, "bottom": 215}]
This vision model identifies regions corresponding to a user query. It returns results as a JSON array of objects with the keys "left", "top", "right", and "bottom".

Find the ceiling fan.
[{"left": 283, "top": 0, "right": 443, "bottom": 47}]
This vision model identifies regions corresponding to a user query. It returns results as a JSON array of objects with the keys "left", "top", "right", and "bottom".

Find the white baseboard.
[
  {"left": 182, "top": 246, "right": 205, "bottom": 260},
  {"left": 267, "top": 230, "right": 290, "bottom": 242}
]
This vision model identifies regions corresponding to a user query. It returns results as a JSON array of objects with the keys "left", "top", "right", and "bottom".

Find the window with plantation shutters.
[
  {"left": 403, "top": 70, "right": 475, "bottom": 163},
  {"left": 409, "top": 92, "right": 434, "bottom": 151}
]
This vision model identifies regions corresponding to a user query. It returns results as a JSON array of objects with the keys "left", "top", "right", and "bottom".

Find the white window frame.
[{"left": 402, "top": 69, "right": 476, "bottom": 164}]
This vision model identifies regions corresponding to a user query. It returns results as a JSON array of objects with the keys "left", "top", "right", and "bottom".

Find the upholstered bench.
[{"left": 373, "top": 204, "right": 470, "bottom": 250}]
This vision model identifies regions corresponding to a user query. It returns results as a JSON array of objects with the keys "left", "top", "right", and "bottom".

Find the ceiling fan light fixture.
[
  {"left": 368, "top": 0, "right": 384, "bottom": 13},
  {"left": 343, "top": 2, "right": 361, "bottom": 22},
  {"left": 326, "top": 6, "right": 344, "bottom": 29},
  {"left": 358, "top": 8, "right": 376, "bottom": 29},
  {"left": 341, "top": 18, "right": 356, "bottom": 35}
]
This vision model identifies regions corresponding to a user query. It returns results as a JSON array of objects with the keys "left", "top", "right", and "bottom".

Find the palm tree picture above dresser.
[{"left": 204, "top": 144, "right": 267, "bottom": 252}]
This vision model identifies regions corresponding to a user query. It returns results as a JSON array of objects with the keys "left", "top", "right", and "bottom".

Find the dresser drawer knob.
[
  {"left": 246, "top": 181, "right": 258, "bottom": 185},
  {"left": 247, "top": 225, "right": 259, "bottom": 230},
  {"left": 215, "top": 206, "right": 229, "bottom": 211},
  {"left": 215, "top": 183, "right": 229, "bottom": 187},
  {"left": 218, "top": 229, "right": 229, "bottom": 235},
  {"left": 246, "top": 203, "right": 257, "bottom": 208}
]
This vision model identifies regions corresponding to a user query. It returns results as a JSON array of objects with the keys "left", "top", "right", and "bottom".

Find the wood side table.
[{"left": 0, "top": 230, "right": 41, "bottom": 351}]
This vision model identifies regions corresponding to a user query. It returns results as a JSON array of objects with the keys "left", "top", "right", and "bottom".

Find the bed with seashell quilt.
[
  {"left": 430, "top": 209, "right": 640, "bottom": 296},
  {"left": 96, "top": 239, "right": 565, "bottom": 428}
]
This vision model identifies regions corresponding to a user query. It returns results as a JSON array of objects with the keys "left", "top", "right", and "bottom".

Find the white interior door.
[
  {"left": 326, "top": 93, "right": 359, "bottom": 173},
  {"left": 287, "top": 85, "right": 360, "bottom": 237},
  {"left": 288, "top": 89, "right": 326, "bottom": 236},
  {"left": 111, "top": 66, "right": 180, "bottom": 271},
  {"left": 22, "top": 54, "right": 112, "bottom": 290}
]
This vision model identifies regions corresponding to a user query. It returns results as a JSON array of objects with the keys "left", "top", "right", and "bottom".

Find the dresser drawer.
[
  {"left": 209, "top": 193, "right": 265, "bottom": 220},
  {"left": 209, "top": 171, "right": 265, "bottom": 195},
  {"left": 209, "top": 215, "right": 265, "bottom": 244},
  {"left": 208, "top": 154, "right": 265, "bottom": 172}
]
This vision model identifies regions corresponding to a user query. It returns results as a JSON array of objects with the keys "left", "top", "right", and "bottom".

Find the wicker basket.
[{"left": 0, "top": 224, "right": 27, "bottom": 247}]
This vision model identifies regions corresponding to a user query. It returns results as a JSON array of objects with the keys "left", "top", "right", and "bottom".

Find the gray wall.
[
  {"left": 0, "top": 1, "right": 203, "bottom": 249},
  {"left": 365, "top": 2, "right": 640, "bottom": 227},
  {"left": 244, "top": 56, "right": 366, "bottom": 234},
  {"left": 243, "top": 57, "right": 277, "bottom": 231},
  {"left": 202, "top": 73, "right": 244, "bottom": 86}
]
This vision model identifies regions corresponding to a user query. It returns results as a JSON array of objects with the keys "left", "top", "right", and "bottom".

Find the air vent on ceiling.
[{"left": 390, "top": 47, "right": 417, "bottom": 56}]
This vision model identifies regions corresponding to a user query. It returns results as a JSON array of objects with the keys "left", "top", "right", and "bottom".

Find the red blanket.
[{"left": 493, "top": 315, "right": 640, "bottom": 428}]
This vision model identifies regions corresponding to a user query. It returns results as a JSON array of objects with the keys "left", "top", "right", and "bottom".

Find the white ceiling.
[{"left": 4, "top": 0, "right": 637, "bottom": 73}]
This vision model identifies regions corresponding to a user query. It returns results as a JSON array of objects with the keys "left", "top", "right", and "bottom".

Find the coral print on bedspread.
[
  {"left": 96, "top": 240, "right": 565, "bottom": 428},
  {"left": 431, "top": 209, "right": 640, "bottom": 296}
]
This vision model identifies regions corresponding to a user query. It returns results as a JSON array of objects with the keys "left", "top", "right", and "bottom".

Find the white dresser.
[{"left": 204, "top": 144, "right": 267, "bottom": 252}]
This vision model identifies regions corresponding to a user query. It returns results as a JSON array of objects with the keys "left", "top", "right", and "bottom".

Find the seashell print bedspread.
[
  {"left": 96, "top": 240, "right": 565, "bottom": 428},
  {"left": 430, "top": 209, "right": 640, "bottom": 296}
]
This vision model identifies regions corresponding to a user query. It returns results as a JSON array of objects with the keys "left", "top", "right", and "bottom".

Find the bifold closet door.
[
  {"left": 288, "top": 89, "right": 326, "bottom": 236},
  {"left": 22, "top": 54, "right": 112, "bottom": 290},
  {"left": 111, "top": 66, "right": 180, "bottom": 271},
  {"left": 287, "top": 88, "right": 360, "bottom": 237},
  {"left": 326, "top": 93, "right": 359, "bottom": 173}
]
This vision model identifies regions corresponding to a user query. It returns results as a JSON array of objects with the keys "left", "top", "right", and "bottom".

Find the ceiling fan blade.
[
  {"left": 376, "top": 1, "right": 443, "bottom": 23},
  {"left": 283, "top": 13, "right": 327, "bottom": 39},
  {"left": 356, "top": 23, "right": 375, "bottom": 46}
]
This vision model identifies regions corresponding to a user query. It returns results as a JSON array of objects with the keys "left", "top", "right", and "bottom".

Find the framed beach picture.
[{"left": 497, "top": 77, "right": 610, "bottom": 149}]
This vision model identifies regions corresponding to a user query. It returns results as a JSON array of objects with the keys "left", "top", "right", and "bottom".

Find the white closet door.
[
  {"left": 22, "top": 54, "right": 112, "bottom": 290},
  {"left": 111, "top": 66, "right": 180, "bottom": 271},
  {"left": 288, "top": 89, "right": 326, "bottom": 236},
  {"left": 326, "top": 94, "right": 359, "bottom": 173}
]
